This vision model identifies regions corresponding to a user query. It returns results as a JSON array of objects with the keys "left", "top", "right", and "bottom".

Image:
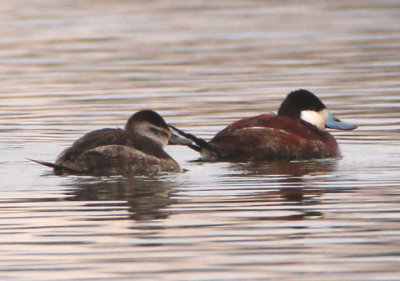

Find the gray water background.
[{"left": 1, "top": 1, "right": 400, "bottom": 280}]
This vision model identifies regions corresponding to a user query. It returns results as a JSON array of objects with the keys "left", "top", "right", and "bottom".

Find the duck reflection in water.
[
  {"left": 65, "top": 177, "right": 175, "bottom": 221},
  {"left": 224, "top": 159, "right": 339, "bottom": 220},
  {"left": 31, "top": 110, "right": 191, "bottom": 176}
]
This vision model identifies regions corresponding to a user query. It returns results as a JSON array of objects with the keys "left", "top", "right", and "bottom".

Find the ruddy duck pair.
[{"left": 33, "top": 89, "right": 357, "bottom": 176}]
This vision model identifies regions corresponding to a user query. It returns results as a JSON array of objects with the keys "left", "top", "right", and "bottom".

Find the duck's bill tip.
[{"left": 326, "top": 112, "right": 358, "bottom": 131}]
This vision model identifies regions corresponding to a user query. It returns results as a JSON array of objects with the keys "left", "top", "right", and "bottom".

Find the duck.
[
  {"left": 170, "top": 89, "right": 357, "bottom": 161},
  {"left": 31, "top": 110, "right": 190, "bottom": 176}
]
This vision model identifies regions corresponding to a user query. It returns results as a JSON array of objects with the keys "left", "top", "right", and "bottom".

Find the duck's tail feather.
[
  {"left": 28, "top": 158, "right": 85, "bottom": 174},
  {"left": 168, "top": 125, "right": 222, "bottom": 157}
]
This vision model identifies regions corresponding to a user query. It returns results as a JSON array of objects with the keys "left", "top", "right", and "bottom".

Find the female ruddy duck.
[
  {"left": 171, "top": 89, "right": 357, "bottom": 161},
  {"left": 32, "top": 110, "right": 189, "bottom": 176}
]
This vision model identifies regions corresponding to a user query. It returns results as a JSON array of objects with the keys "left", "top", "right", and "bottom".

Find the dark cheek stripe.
[{"left": 150, "top": 127, "right": 169, "bottom": 139}]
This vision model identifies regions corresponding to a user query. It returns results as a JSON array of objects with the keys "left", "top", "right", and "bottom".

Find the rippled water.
[{"left": 1, "top": 0, "right": 400, "bottom": 280}]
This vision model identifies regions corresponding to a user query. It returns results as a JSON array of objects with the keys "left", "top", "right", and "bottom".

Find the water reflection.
[
  {"left": 222, "top": 159, "right": 339, "bottom": 220},
  {"left": 65, "top": 177, "right": 176, "bottom": 221},
  {"left": 62, "top": 158, "right": 337, "bottom": 222},
  {"left": 230, "top": 158, "right": 338, "bottom": 177}
]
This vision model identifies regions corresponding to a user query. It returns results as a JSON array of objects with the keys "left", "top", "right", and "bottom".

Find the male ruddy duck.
[
  {"left": 171, "top": 89, "right": 357, "bottom": 161},
  {"left": 32, "top": 110, "right": 189, "bottom": 176}
]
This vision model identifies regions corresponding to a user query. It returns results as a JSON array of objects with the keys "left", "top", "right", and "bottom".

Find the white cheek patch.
[
  {"left": 148, "top": 125, "right": 170, "bottom": 147},
  {"left": 300, "top": 109, "right": 328, "bottom": 130},
  {"left": 135, "top": 122, "right": 170, "bottom": 147}
]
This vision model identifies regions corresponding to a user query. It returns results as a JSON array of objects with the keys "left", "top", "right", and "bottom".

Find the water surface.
[{"left": 1, "top": 0, "right": 400, "bottom": 280}]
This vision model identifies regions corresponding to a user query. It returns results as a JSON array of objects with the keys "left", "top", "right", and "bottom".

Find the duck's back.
[
  {"left": 209, "top": 114, "right": 340, "bottom": 161},
  {"left": 56, "top": 128, "right": 133, "bottom": 164}
]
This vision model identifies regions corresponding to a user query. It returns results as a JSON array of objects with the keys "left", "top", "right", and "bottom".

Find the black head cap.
[
  {"left": 125, "top": 110, "right": 169, "bottom": 131},
  {"left": 277, "top": 89, "right": 327, "bottom": 119}
]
